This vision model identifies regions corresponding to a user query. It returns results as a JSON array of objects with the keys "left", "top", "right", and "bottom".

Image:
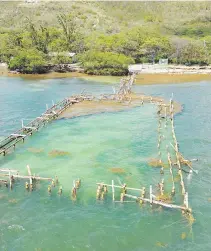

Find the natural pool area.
[{"left": 1, "top": 76, "right": 211, "bottom": 251}]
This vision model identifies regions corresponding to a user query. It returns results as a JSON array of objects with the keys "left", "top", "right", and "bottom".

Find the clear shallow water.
[{"left": 0, "top": 77, "right": 211, "bottom": 250}]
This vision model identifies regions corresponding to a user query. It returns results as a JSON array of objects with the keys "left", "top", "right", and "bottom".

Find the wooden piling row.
[
  {"left": 170, "top": 102, "right": 186, "bottom": 197},
  {"left": 0, "top": 165, "right": 53, "bottom": 191},
  {"left": 96, "top": 181, "right": 191, "bottom": 212},
  {"left": 157, "top": 115, "right": 163, "bottom": 163},
  {"left": 116, "top": 73, "right": 136, "bottom": 101},
  {"left": 167, "top": 152, "right": 175, "bottom": 195}
]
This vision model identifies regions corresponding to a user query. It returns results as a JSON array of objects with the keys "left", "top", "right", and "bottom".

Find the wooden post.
[
  {"left": 9, "top": 170, "right": 12, "bottom": 189},
  {"left": 72, "top": 180, "right": 77, "bottom": 199},
  {"left": 112, "top": 180, "right": 115, "bottom": 201},
  {"left": 27, "top": 165, "right": 33, "bottom": 190},
  {"left": 150, "top": 185, "right": 153, "bottom": 204},
  {"left": 140, "top": 187, "right": 146, "bottom": 204},
  {"left": 96, "top": 184, "right": 101, "bottom": 200},
  {"left": 184, "top": 192, "right": 189, "bottom": 209}
]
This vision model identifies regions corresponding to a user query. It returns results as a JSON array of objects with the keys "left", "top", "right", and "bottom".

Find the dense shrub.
[
  {"left": 9, "top": 49, "right": 47, "bottom": 73},
  {"left": 80, "top": 51, "right": 134, "bottom": 76}
]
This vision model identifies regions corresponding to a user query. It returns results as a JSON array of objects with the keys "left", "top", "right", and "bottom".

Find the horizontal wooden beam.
[
  {"left": 96, "top": 182, "right": 144, "bottom": 192},
  {"left": 0, "top": 173, "right": 52, "bottom": 181}
]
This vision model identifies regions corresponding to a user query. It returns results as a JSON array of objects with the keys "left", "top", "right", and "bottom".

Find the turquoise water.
[{"left": 0, "top": 76, "right": 211, "bottom": 251}]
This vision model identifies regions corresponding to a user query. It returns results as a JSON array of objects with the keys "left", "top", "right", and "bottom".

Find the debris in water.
[
  {"left": 110, "top": 168, "right": 126, "bottom": 174},
  {"left": 28, "top": 148, "right": 44, "bottom": 153},
  {"left": 8, "top": 224, "right": 25, "bottom": 231},
  {"left": 156, "top": 242, "right": 168, "bottom": 248},
  {"left": 174, "top": 175, "right": 180, "bottom": 182},
  {"left": 185, "top": 213, "right": 195, "bottom": 225},
  {"left": 156, "top": 194, "right": 172, "bottom": 203},
  {"left": 148, "top": 159, "right": 163, "bottom": 168},
  {"left": 8, "top": 199, "right": 18, "bottom": 204},
  {"left": 181, "top": 232, "right": 187, "bottom": 240},
  {"left": 48, "top": 150, "right": 71, "bottom": 157}
]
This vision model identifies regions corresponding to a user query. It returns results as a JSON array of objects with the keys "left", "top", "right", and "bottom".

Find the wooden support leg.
[
  {"left": 150, "top": 185, "right": 153, "bottom": 205},
  {"left": 9, "top": 171, "right": 12, "bottom": 189},
  {"left": 112, "top": 180, "right": 115, "bottom": 201},
  {"left": 48, "top": 185, "right": 52, "bottom": 194}
]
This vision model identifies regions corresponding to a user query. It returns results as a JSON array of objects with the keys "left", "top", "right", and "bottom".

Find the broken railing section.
[
  {"left": 115, "top": 73, "right": 136, "bottom": 101},
  {"left": 0, "top": 166, "right": 82, "bottom": 200},
  {"left": 97, "top": 73, "right": 136, "bottom": 102},
  {"left": 95, "top": 181, "right": 191, "bottom": 214},
  {"left": 0, "top": 96, "right": 84, "bottom": 156},
  {"left": 151, "top": 94, "right": 195, "bottom": 220},
  {"left": 0, "top": 166, "right": 53, "bottom": 191}
]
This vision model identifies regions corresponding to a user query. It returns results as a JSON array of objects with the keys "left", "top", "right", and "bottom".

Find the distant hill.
[
  {"left": 1, "top": 1, "right": 211, "bottom": 75},
  {"left": 1, "top": 1, "right": 211, "bottom": 38}
]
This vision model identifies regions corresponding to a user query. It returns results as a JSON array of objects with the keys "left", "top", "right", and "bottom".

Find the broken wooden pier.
[
  {"left": 0, "top": 165, "right": 52, "bottom": 190},
  {"left": 0, "top": 96, "right": 82, "bottom": 156}
]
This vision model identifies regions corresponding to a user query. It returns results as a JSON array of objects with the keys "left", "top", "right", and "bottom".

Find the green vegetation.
[
  {"left": 80, "top": 51, "right": 134, "bottom": 75},
  {"left": 9, "top": 49, "right": 47, "bottom": 73},
  {"left": 1, "top": 1, "right": 211, "bottom": 75}
]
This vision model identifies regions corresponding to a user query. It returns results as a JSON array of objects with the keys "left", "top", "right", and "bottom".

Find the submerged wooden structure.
[
  {"left": 95, "top": 80, "right": 194, "bottom": 217},
  {"left": 0, "top": 166, "right": 52, "bottom": 190},
  {"left": 0, "top": 96, "right": 87, "bottom": 156},
  {"left": 0, "top": 73, "right": 195, "bottom": 221}
]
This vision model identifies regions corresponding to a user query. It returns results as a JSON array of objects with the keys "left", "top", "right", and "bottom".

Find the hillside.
[
  {"left": 1, "top": 1, "right": 211, "bottom": 35},
  {"left": 1, "top": 1, "right": 211, "bottom": 75}
]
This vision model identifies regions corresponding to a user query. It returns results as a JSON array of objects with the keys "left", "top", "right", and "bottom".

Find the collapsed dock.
[
  {"left": 0, "top": 73, "right": 195, "bottom": 222},
  {"left": 0, "top": 96, "right": 89, "bottom": 156}
]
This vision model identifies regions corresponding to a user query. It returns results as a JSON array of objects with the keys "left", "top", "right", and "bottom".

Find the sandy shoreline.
[{"left": 2, "top": 71, "right": 211, "bottom": 85}]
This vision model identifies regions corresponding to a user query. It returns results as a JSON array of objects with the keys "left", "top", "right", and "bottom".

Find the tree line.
[{"left": 0, "top": 13, "right": 210, "bottom": 75}]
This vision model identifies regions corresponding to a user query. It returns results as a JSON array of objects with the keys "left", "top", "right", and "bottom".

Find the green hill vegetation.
[{"left": 1, "top": 1, "right": 211, "bottom": 75}]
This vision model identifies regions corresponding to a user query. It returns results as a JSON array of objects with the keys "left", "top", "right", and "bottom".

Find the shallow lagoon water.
[{"left": 0, "top": 77, "right": 211, "bottom": 250}]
